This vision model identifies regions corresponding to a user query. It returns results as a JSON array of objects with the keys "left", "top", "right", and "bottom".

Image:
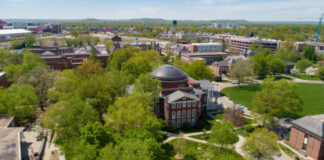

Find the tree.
[
  {"left": 80, "top": 122, "right": 113, "bottom": 149},
  {"left": 93, "top": 36, "right": 100, "bottom": 46},
  {"left": 17, "top": 66, "right": 56, "bottom": 110},
  {"left": 134, "top": 73, "right": 161, "bottom": 94},
  {"left": 70, "top": 29, "right": 79, "bottom": 38},
  {"left": 23, "top": 34, "right": 36, "bottom": 48},
  {"left": 242, "top": 128, "right": 280, "bottom": 160},
  {"left": 10, "top": 40, "right": 23, "bottom": 49},
  {"left": 295, "top": 59, "right": 313, "bottom": 73},
  {"left": 105, "top": 93, "right": 159, "bottom": 133},
  {"left": 64, "top": 38, "right": 74, "bottom": 47},
  {"left": 208, "top": 121, "right": 238, "bottom": 156},
  {"left": 183, "top": 60, "right": 215, "bottom": 81},
  {"left": 105, "top": 40, "right": 114, "bottom": 52},
  {"left": 21, "top": 52, "right": 46, "bottom": 74},
  {"left": 252, "top": 78, "right": 303, "bottom": 126},
  {"left": 318, "top": 66, "right": 324, "bottom": 81},
  {"left": 266, "top": 55, "right": 286, "bottom": 75},
  {"left": 252, "top": 54, "right": 269, "bottom": 79},
  {"left": 89, "top": 48, "right": 98, "bottom": 62},
  {"left": 107, "top": 47, "right": 136, "bottom": 71},
  {"left": 302, "top": 45, "right": 317, "bottom": 61},
  {"left": 222, "top": 107, "right": 246, "bottom": 127},
  {"left": 74, "top": 60, "right": 104, "bottom": 79},
  {"left": 229, "top": 60, "right": 253, "bottom": 86},
  {"left": 174, "top": 133, "right": 186, "bottom": 159},
  {"left": 0, "top": 84, "right": 38, "bottom": 124},
  {"left": 121, "top": 57, "right": 152, "bottom": 80}
]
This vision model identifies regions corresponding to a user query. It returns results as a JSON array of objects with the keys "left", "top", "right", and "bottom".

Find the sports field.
[{"left": 221, "top": 83, "right": 324, "bottom": 117}]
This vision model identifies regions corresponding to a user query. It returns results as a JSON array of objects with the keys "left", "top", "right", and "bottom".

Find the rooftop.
[
  {"left": 151, "top": 64, "right": 188, "bottom": 82},
  {"left": 0, "top": 127, "right": 24, "bottom": 160},
  {"left": 165, "top": 90, "right": 200, "bottom": 103},
  {"left": 292, "top": 114, "right": 324, "bottom": 139},
  {"left": 0, "top": 115, "right": 14, "bottom": 128},
  {"left": 0, "top": 29, "right": 32, "bottom": 36},
  {"left": 182, "top": 52, "right": 228, "bottom": 57}
]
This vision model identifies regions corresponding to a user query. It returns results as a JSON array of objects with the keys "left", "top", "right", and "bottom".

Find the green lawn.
[
  {"left": 293, "top": 73, "right": 320, "bottom": 80},
  {"left": 221, "top": 83, "right": 324, "bottom": 117},
  {"left": 162, "top": 139, "right": 245, "bottom": 160}
]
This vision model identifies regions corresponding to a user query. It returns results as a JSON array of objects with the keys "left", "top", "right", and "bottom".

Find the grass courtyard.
[
  {"left": 162, "top": 139, "right": 245, "bottom": 160},
  {"left": 221, "top": 83, "right": 324, "bottom": 117}
]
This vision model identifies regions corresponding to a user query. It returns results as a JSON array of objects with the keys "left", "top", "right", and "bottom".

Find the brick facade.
[{"left": 0, "top": 72, "right": 8, "bottom": 88}]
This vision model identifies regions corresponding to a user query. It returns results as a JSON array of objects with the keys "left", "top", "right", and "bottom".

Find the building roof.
[
  {"left": 0, "top": 127, "right": 24, "bottom": 160},
  {"left": 181, "top": 52, "right": 228, "bottom": 57},
  {"left": 212, "top": 61, "right": 228, "bottom": 67},
  {"left": 41, "top": 51, "right": 56, "bottom": 56},
  {"left": 0, "top": 29, "right": 32, "bottom": 36},
  {"left": 151, "top": 64, "right": 188, "bottom": 82},
  {"left": 166, "top": 90, "right": 200, "bottom": 103},
  {"left": 292, "top": 114, "right": 324, "bottom": 139},
  {"left": 193, "top": 88, "right": 204, "bottom": 95},
  {"left": 198, "top": 80, "right": 214, "bottom": 89},
  {"left": 191, "top": 43, "right": 222, "bottom": 46},
  {"left": 0, "top": 115, "right": 14, "bottom": 128},
  {"left": 0, "top": 20, "right": 7, "bottom": 26},
  {"left": 0, "top": 72, "right": 6, "bottom": 78}
]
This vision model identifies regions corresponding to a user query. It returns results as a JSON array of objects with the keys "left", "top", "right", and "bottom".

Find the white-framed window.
[
  {"left": 182, "top": 101, "right": 186, "bottom": 108},
  {"left": 177, "top": 111, "right": 181, "bottom": 118},
  {"left": 192, "top": 119, "right": 196, "bottom": 126},
  {"left": 182, "top": 110, "right": 186, "bottom": 118},
  {"left": 187, "top": 110, "right": 191, "bottom": 117},
  {"left": 172, "top": 121, "right": 176, "bottom": 127},
  {"left": 177, "top": 102, "right": 181, "bottom": 108},
  {"left": 177, "top": 121, "right": 181, "bottom": 128},
  {"left": 192, "top": 101, "right": 196, "bottom": 106},
  {"left": 151, "top": 106, "right": 154, "bottom": 112},
  {"left": 172, "top": 103, "right": 176, "bottom": 109},
  {"left": 187, "top": 101, "right": 191, "bottom": 107},
  {"left": 187, "top": 119, "right": 191, "bottom": 124},
  {"left": 192, "top": 110, "right": 196, "bottom": 117},
  {"left": 198, "top": 102, "right": 201, "bottom": 108},
  {"left": 172, "top": 111, "right": 176, "bottom": 119}
]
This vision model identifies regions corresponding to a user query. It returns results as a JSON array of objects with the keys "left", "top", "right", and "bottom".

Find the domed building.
[{"left": 151, "top": 65, "right": 214, "bottom": 128}]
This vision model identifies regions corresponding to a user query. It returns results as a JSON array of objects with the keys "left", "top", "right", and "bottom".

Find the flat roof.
[
  {"left": 0, "top": 127, "right": 24, "bottom": 160},
  {"left": 182, "top": 52, "right": 228, "bottom": 57},
  {"left": 0, "top": 29, "right": 32, "bottom": 36},
  {"left": 191, "top": 43, "right": 222, "bottom": 46},
  {"left": 0, "top": 115, "right": 14, "bottom": 128}
]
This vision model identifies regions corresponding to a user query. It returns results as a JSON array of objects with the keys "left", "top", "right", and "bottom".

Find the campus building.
[
  {"left": 151, "top": 65, "right": 215, "bottom": 128},
  {"left": 0, "top": 72, "right": 8, "bottom": 88},
  {"left": 288, "top": 114, "right": 324, "bottom": 160},
  {"left": 188, "top": 43, "right": 223, "bottom": 53}
]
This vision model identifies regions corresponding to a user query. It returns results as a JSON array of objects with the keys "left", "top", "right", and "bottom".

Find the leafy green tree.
[
  {"left": 3, "top": 64, "right": 22, "bottom": 83},
  {"left": 183, "top": 60, "right": 215, "bottom": 81},
  {"left": 80, "top": 122, "right": 113, "bottom": 148},
  {"left": 23, "top": 34, "right": 36, "bottom": 48},
  {"left": 252, "top": 54, "right": 269, "bottom": 79},
  {"left": 318, "top": 66, "right": 324, "bottom": 81},
  {"left": 276, "top": 42, "right": 301, "bottom": 62},
  {"left": 89, "top": 48, "right": 98, "bottom": 62},
  {"left": 302, "top": 45, "right": 317, "bottom": 61},
  {"left": 74, "top": 60, "right": 104, "bottom": 79},
  {"left": 21, "top": 52, "right": 46, "bottom": 74},
  {"left": 10, "top": 40, "right": 23, "bottom": 49},
  {"left": 70, "top": 29, "right": 79, "bottom": 38},
  {"left": 107, "top": 47, "right": 136, "bottom": 71},
  {"left": 106, "top": 93, "right": 158, "bottom": 133},
  {"left": 93, "top": 36, "right": 100, "bottom": 45},
  {"left": 135, "top": 73, "right": 161, "bottom": 94},
  {"left": 42, "top": 98, "right": 99, "bottom": 157},
  {"left": 252, "top": 78, "right": 303, "bottom": 126},
  {"left": 105, "top": 40, "right": 114, "bottom": 52},
  {"left": 121, "top": 57, "right": 152, "bottom": 79},
  {"left": 64, "top": 38, "right": 74, "bottom": 47},
  {"left": 0, "top": 84, "right": 38, "bottom": 124},
  {"left": 17, "top": 66, "right": 56, "bottom": 110},
  {"left": 295, "top": 59, "right": 313, "bottom": 72},
  {"left": 266, "top": 55, "right": 286, "bottom": 75},
  {"left": 242, "top": 128, "right": 280, "bottom": 160},
  {"left": 229, "top": 60, "right": 253, "bottom": 86},
  {"left": 208, "top": 121, "right": 238, "bottom": 156}
]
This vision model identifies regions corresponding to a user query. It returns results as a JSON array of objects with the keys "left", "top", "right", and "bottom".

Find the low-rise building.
[
  {"left": 181, "top": 52, "right": 228, "bottom": 65},
  {"left": 288, "top": 114, "right": 324, "bottom": 160},
  {"left": 151, "top": 65, "right": 216, "bottom": 128},
  {"left": 0, "top": 29, "right": 32, "bottom": 40},
  {"left": 188, "top": 43, "right": 223, "bottom": 52}
]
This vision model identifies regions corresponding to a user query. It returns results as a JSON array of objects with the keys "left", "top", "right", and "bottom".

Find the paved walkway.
[
  {"left": 43, "top": 131, "right": 65, "bottom": 160},
  {"left": 283, "top": 75, "right": 324, "bottom": 84}
]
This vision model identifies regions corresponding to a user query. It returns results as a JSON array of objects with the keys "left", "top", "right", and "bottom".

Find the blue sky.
[{"left": 0, "top": 0, "right": 323, "bottom": 21}]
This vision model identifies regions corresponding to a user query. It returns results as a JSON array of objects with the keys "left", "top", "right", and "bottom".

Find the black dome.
[{"left": 151, "top": 64, "right": 188, "bottom": 82}]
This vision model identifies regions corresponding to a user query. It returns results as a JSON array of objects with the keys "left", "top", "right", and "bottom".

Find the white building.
[{"left": 0, "top": 29, "right": 32, "bottom": 39}]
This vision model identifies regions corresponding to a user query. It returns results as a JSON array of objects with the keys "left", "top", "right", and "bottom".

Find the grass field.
[
  {"left": 293, "top": 73, "right": 320, "bottom": 80},
  {"left": 162, "top": 139, "right": 245, "bottom": 160},
  {"left": 221, "top": 83, "right": 324, "bottom": 117}
]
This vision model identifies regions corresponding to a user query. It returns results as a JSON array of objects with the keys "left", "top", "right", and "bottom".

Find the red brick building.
[
  {"left": 151, "top": 65, "right": 210, "bottom": 128},
  {"left": 288, "top": 114, "right": 324, "bottom": 160},
  {"left": 0, "top": 72, "right": 8, "bottom": 88},
  {"left": 29, "top": 47, "right": 74, "bottom": 55}
]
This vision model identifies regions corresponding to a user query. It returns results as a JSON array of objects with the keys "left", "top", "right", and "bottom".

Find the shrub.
[
  {"left": 318, "top": 66, "right": 324, "bottom": 81},
  {"left": 245, "top": 124, "right": 255, "bottom": 133}
]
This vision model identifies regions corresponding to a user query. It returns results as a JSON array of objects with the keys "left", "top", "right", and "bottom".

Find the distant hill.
[{"left": 0, "top": 18, "right": 318, "bottom": 25}]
